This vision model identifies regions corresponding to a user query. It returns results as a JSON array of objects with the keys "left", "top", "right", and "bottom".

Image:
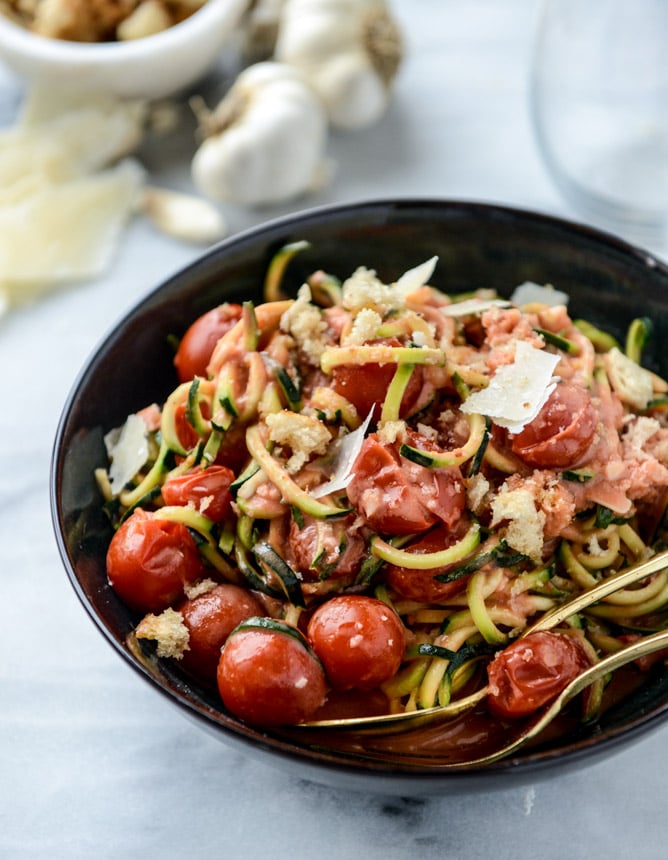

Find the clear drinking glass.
[{"left": 530, "top": 0, "right": 668, "bottom": 247}]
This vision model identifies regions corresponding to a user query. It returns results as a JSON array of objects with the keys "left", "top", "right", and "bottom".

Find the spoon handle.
[
  {"left": 526, "top": 549, "right": 668, "bottom": 635},
  {"left": 461, "top": 628, "right": 668, "bottom": 768}
]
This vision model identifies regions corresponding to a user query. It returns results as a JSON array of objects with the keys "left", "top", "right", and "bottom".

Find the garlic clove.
[
  {"left": 313, "top": 51, "right": 390, "bottom": 130},
  {"left": 140, "top": 185, "right": 228, "bottom": 244}
]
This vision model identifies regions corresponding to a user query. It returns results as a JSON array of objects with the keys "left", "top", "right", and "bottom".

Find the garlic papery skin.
[
  {"left": 274, "top": 0, "right": 402, "bottom": 130},
  {"left": 191, "top": 61, "right": 328, "bottom": 206}
]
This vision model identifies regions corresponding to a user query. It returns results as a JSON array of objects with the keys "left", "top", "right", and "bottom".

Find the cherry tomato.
[
  {"left": 174, "top": 304, "right": 242, "bottom": 383},
  {"left": 486, "top": 631, "right": 591, "bottom": 719},
  {"left": 287, "top": 514, "right": 366, "bottom": 581},
  {"left": 161, "top": 465, "right": 235, "bottom": 522},
  {"left": 179, "top": 584, "right": 264, "bottom": 681},
  {"left": 385, "top": 525, "right": 472, "bottom": 602},
  {"left": 174, "top": 402, "right": 202, "bottom": 452},
  {"left": 510, "top": 382, "right": 597, "bottom": 469},
  {"left": 331, "top": 340, "right": 424, "bottom": 421},
  {"left": 217, "top": 619, "right": 327, "bottom": 727},
  {"left": 307, "top": 595, "right": 406, "bottom": 691},
  {"left": 346, "top": 435, "right": 466, "bottom": 535},
  {"left": 106, "top": 509, "right": 204, "bottom": 614},
  {"left": 617, "top": 633, "right": 668, "bottom": 672}
]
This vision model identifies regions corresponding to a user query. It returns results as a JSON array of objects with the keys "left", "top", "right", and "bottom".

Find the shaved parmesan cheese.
[
  {"left": 104, "top": 413, "right": 150, "bottom": 495},
  {"left": 510, "top": 281, "right": 570, "bottom": 307},
  {"left": 604, "top": 347, "right": 654, "bottom": 410},
  {"left": 461, "top": 340, "right": 560, "bottom": 433},
  {"left": 311, "top": 407, "right": 374, "bottom": 498},
  {"left": 394, "top": 256, "right": 438, "bottom": 296},
  {"left": 0, "top": 160, "right": 144, "bottom": 293},
  {"left": 442, "top": 297, "right": 511, "bottom": 317},
  {"left": 0, "top": 85, "right": 148, "bottom": 311},
  {"left": 17, "top": 87, "right": 147, "bottom": 174}
]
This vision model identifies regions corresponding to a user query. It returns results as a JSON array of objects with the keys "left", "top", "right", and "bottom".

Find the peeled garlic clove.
[
  {"left": 191, "top": 61, "right": 328, "bottom": 207},
  {"left": 140, "top": 186, "right": 228, "bottom": 244}
]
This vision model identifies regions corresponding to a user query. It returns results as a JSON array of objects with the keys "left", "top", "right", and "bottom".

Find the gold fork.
[
  {"left": 442, "top": 627, "right": 668, "bottom": 769},
  {"left": 299, "top": 548, "right": 668, "bottom": 733}
]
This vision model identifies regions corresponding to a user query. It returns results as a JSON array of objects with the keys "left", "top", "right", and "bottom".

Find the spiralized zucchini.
[{"left": 99, "top": 245, "right": 668, "bottom": 721}]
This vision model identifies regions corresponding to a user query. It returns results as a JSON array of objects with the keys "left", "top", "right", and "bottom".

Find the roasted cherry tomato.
[
  {"left": 331, "top": 340, "right": 424, "bottom": 421},
  {"left": 179, "top": 584, "right": 264, "bottom": 681},
  {"left": 385, "top": 525, "right": 473, "bottom": 602},
  {"left": 217, "top": 619, "right": 327, "bottom": 727},
  {"left": 174, "top": 304, "right": 242, "bottom": 383},
  {"left": 307, "top": 595, "right": 406, "bottom": 691},
  {"left": 510, "top": 382, "right": 597, "bottom": 469},
  {"left": 161, "top": 465, "right": 235, "bottom": 522},
  {"left": 486, "top": 631, "right": 591, "bottom": 719},
  {"left": 287, "top": 513, "right": 366, "bottom": 581},
  {"left": 346, "top": 434, "right": 466, "bottom": 535},
  {"left": 174, "top": 402, "right": 203, "bottom": 452},
  {"left": 106, "top": 509, "right": 204, "bottom": 614}
]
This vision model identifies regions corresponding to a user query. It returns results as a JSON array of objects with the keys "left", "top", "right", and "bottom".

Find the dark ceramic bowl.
[{"left": 51, "top": 199, "right": 668, "bottom": 795}]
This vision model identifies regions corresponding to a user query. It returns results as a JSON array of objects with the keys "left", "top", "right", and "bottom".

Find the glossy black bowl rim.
[{"left": 50, "top": 197, "right": 668, "bottom": 788}]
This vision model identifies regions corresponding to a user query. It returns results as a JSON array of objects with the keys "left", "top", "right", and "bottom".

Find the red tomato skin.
[
  {"left": 346, "top": 435, "right": 466, "bottom": 536},
  {"left": 307, "top": 596, "right": 406, "bottom": 691},
  {"left": 174, "top": 304, "right": 242, "bottom": 383},
  {"left": 174, "top": 403, "right": 201, "bottom": 452},
  {"left": 332, "top": 364, "right": 423, "bottom": 422},
  {"left": 179, "top": 585, "right": 264, "bottom": 681},
  {"left": 161, "top": 465, "right": 235, "bottom": 522},
  {"left": 331, "top": 339, "right": 424, "bottom": 421},
  {"left": 106, "top": 509, "right": 204, "bottom": 614},
  {"left": 487, "top": 631, "right": 592, "bottom": 719},
  {"left": 287, "top": 514, "right": 366, "bottom": 581},
  {"left": 510, "top": 382, "right": 598, "bottom": 469},
  {"left": 217, "top": 625, "right": 327, "bottom": 727},
  {"left": 385, "top": 525, "right": 472, "bottom": 602}
]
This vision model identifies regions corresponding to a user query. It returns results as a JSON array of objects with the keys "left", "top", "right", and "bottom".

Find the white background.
[{"left": 1, "top": 1, "right": 667, "bottom": 857}]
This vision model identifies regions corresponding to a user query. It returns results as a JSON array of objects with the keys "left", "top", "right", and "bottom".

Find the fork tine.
[
  {"left": 526, "top": 548, "right": 668, "bottom": 635},
  {"left": 454, "top": 627, "right": 668, "bottom": 768}
]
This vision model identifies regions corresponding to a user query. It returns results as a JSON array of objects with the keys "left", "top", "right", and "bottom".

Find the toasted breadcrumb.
[
  {"left": 280, "top": 284, "right": 328, "bottom": 362},
  {"left": 184, "top": 577, "right": 217, "bottom": 600},
  {"left": 265, "top": 410, "right": 331, "bottom": 473},
  {"left": 2, "top": 0, "right": 204, "bottom": 41},
  {"left": 377, "top": 419, "right": 405, "bottom": 446},
  {"left": 341, "top": 267, "right": 402, "bottom": 313},
  {"left": 342, "top": 308, "right": 382, "bottom": 346},
  {"left": 491, "top": 486, "right": 546, "bottom": 563},
  {"left": 135, "top": 607, "right": 189, "bottom": 658}
]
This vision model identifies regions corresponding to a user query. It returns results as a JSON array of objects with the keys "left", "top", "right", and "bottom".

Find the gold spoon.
[{"left": 298, "top": 548, "right": 668, "bottom": 733}]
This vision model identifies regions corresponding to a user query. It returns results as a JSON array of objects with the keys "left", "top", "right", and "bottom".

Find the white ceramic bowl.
[{"left": 0, "top": 0, "right": 248, "bottom": 100}]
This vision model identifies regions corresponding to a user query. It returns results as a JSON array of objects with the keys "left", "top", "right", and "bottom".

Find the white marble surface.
[{"left": 2, "top": 1, "right": 667, "bottom": 857}]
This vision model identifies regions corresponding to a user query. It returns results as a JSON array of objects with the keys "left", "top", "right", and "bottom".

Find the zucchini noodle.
[{"left": 99, "top": 245, "right": 668, "bottom": 724}]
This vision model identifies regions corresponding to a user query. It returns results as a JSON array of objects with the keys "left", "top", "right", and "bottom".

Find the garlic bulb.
[
  {"left": 191, "top": 61, "right": 328, "bottom": 207},
  {"left": 240, "top": 0, "right": 286, "bottom": 63},
  {"left": 274, "top": 0, "right": 402, "bottom": 130}
]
